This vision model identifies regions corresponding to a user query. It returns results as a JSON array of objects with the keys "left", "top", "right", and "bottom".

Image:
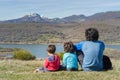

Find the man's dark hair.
[
  {"left": 64, "top": 41, "right": 76, "bottom": 53},
  {"left": 46, "top": 45, "right": 56, "bottom": 54},
  {"left": 85, "top": 28, "right": 99, "bottom": 41}
]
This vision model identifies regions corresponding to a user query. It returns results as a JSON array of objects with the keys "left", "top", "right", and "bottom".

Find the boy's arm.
[
  {"left": 62, "top": 54, "right": 67, "bottom": 67},
  {"left": 56, "top": 55, "right": 60, "bottom": 66},
  {"left": 103, "top": 42, "right": 105, "bottom": 51},
  {"left": 44, "top": 58, "right": 49, "bottom": 68}
]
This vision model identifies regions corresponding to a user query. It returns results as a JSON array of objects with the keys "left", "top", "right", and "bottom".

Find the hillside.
[
  {"left": 0, "top": 20, "right": 120, "bottom": 44},
  {"left": 0, "top": 11, "right": 120, "bottom": 44}
]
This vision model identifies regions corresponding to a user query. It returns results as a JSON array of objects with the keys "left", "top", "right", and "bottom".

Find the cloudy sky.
[{"left": 0, "top": 0, "right": 120, "bottom": 20}]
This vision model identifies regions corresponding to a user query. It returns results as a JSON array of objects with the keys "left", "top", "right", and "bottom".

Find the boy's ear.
[{"left": 47, "top": 52, "right": 50, "bottom": 54}]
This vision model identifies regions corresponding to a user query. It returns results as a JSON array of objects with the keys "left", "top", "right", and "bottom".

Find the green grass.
[
  {"left": 0, "top": 59, "right": 120, "bottom": 80},
  {"left": 0, "top": 48, "right": 120, "bottom": 80}
]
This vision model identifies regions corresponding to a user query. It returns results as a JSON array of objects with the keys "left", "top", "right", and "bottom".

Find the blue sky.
[{"left": 0, "top": 0, "right": 120, "bottom": 20}]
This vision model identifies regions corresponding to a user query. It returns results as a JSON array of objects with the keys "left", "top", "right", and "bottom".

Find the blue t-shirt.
[
  {"left": 76, "top": 40, "right": 105, "bottom": 71},
  {"left": 63, "top": 52, "right": 78, "bottom": 70}
]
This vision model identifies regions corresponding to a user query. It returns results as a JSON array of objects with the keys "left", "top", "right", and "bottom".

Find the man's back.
[{"left": 76, "top": 40, "right": 105, "bottom": 71}]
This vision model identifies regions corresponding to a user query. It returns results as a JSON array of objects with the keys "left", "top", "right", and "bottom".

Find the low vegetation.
[
  {"left": 0, "top": 48, "right": 120, "bottom": 80},
  {"left": 13, "top": 49, "right": 36, "bottom": 60},
  {"left": 57, "top": 52, "right": 64, "bottom": 60},
  {"left": 0, "top": 48, "right": 36, "bottom": 60}
]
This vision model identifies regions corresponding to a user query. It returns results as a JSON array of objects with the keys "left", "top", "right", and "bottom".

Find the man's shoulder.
[
  {"left": 97, "top": 41, "right": 105, "bottom": 45},
  {"left": 76, "top": 41, "right": 85, "bottom": 46},
  {"left": 78, "top": 41, "right": 85, "bottom": 44}
]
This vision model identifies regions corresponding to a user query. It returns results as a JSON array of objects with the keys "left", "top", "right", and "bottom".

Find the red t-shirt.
[{"left": 44, "top": 54, "right": 60, "bottom": 71}]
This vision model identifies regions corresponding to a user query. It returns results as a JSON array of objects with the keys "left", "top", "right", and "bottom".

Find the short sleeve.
[{"left": 75, "top": 42, "right": 84, "bottom": 51}]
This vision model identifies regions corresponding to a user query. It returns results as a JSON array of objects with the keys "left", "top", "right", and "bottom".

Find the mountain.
[
  {"left": 1, "top": 11, "right": 120, "bottom": 23},
  {"left": 0, "top": 14, "right": 87, "bottom": 23},
  {"left": 87, "top": 11, "right": 120, "bottom": 21},
  {"left": 2, "top": 13, "right": 43, "bottom": 23},
  {"left": 1, "top": 13, "right": 87, "bottom": 23},
  {"left": 62, "top": 15, "right": 87, "bottom": 22}
]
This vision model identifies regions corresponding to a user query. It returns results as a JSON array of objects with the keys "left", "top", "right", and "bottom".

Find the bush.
[
  {"left": 13, "top": 49, "right": 36, "bottom": 60},
  {"left": 57, "top": 52, "right": 64, "bottom": 60}
]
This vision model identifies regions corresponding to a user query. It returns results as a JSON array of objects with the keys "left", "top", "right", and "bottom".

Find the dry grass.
[
  {"left": 0, "top": 59, "right": 120, "bottom": 80},
  {"left": 0, "top": 48, "right": 120, "bottom": 80}
]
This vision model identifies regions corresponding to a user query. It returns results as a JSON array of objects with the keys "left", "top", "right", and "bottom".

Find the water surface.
[
  {"left": 0, "top": 44, "right": 119, "bottom": 58},
  {"left": 0, "top": 44, "right": 64, "bottom": 58}
]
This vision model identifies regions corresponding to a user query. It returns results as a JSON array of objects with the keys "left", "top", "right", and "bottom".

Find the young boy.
[
  {"left": 62, "top": 41, "right": 78, "bottom": 71},
  {"left": 34, "top": 45, "right": 60, "bottom": 72}
]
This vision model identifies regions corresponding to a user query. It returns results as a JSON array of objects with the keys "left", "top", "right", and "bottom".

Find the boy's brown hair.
[
  {"left": 64, "top": 41, "right": 75, "bottom": 53},
  {"left": 46, "top": 45, "right": 56, "bottom": 54}
]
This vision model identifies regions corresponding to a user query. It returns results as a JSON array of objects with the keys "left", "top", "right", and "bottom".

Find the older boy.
[{"left": 76, "top": 28, "right": 105, "bottom": 71}]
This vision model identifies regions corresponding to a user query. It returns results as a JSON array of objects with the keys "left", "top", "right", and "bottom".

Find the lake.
[
  {"left": 0, "top": 44, "right": 120, "bottom": 58},
  {"left": 0, "top": 44, "right": 64, "bottom": 59}
]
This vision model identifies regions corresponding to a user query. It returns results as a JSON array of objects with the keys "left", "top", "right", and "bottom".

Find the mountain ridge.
[{"left": 1, "top": 11, "right": 120, "bottom": 23}]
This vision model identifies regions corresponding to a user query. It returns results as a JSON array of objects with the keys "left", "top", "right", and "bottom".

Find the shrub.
[
  {"left": 57, "top": 52, "right": 64, "bottom": 60},
  {"left": 13, "top": 49, "right": 36, "bottom": 60}
]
